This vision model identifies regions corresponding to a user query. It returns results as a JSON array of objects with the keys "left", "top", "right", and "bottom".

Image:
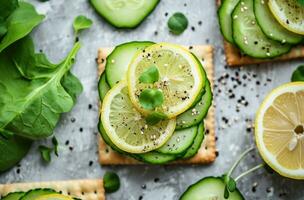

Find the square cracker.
[
  {"left": 216, "top": 0, "right": 304, "bottom": 66},
  {"left": 96, "top": 45, "right": 216, "bottom": 165},
  {"left": 0, "top": 179, "right": 104, "bottom": 200}
]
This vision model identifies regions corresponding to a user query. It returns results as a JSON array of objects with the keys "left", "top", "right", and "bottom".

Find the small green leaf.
[
  {"left": 224, "top": 185, "right": 230, "bottom": 199},
  {"left": 39, "top": 145, "right": 52, "bottom": 162},
  {"left": 291, "top": 65, "right": 304, "bottom": 82},
  {"left": 73, "top": 15, "right": 93, "bottom": 37},
  {"left": 139, "top": 88, "right": 164, "bottom": 110},
  {"left": 227, "top": 178, "right": 236, "bottom": 192},
  {"left": 103, "top": 171, "right": 120, "bottom": 193},
  {"left": 139, "top": 65, "right": 159, "bottom": 83},
  {"left": 167, "top": 12, "right": 188, "bottom": 35},
  {"left": 146, "top": 112, "right": 167, "bottom": 125},
  {"left": 52, "top": 136, "right": 59, "bottom": 157}
]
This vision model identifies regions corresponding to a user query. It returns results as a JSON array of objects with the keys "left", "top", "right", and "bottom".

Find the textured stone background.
[{"left": 1, "top": 0, "right": 304, "bottom": 199}]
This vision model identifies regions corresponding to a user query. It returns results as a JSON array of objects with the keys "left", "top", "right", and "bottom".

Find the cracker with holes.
[
  {"left": 0, "top": 179, "right": 104, "bottom": 200},
  {"left": 96, "top": 42, "right": 216, "bottom": 165},
  {"left": 217, "top": 0, "right": 304, "bottom": 66}
]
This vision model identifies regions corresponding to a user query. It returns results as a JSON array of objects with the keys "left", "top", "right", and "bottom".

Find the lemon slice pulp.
[
  {"left": 268, "top": 0, "right": 304, "bottom": 35},
  {"left": 127, "top": 43, "right": 205, "bottom": 118},
  {"left": 101, "top": 81, "right": 176, "bottom": 154},
  {"left": 255, "top": 82, "right": 304, "bottom": 179}
]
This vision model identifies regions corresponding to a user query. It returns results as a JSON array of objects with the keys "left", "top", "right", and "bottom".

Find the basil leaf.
[
  {"left": 73, "top": 15, "right": 93, "bottom": 37},
  {"left": 52, "top": 136, "right": 59, "bottom": 157},
  {"left": 139, "top": 65, "right": 159, "bottom": 83},
  {"left": 0, "top": 36, "right": 82, "bottom": 139},
  {"left": 103, "top": 172, "right": 120, "bottom": 193},
  {"left": 168, "top": 12, "right": 188, "bottom": 35},
  {"left": 139, "top": 88, "right": 164, "bottom": 110},
  {"left": 291, "top": 65, "right": 304, "bottom": 82},
  {"left": 146, "top": 112, "right": 167, "bottom": 125},
  {"left": 0, "top": 2, "right": 44, "bottom": 53},
  {"left": 39, "top": 145, "right": 52, "bottom": 162}
]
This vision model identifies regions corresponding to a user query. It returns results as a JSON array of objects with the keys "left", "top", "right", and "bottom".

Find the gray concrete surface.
[{"left": 1, "top": 0, "right": 304, "bottom": 199}]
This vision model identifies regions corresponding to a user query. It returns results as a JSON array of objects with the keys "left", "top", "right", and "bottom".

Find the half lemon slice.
[
  {"left": 127, "top": 43, "right": 205, "bottom": 118},
  {"left": 268, "top": 0, "right": 304, "bottom": 35},
  {"left": 255, "top": 82, "right": 304, "bottom": 179},
  {"left": 101, "top": 80, "right": 176, "bottom": 154}
]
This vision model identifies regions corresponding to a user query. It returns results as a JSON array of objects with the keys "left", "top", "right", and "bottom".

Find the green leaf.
[
  {"left": 0, "top": 134, "right": 32, "bottom": 172},
  {"left": 227, "top": 177, "right": 236, "bottom": 192},
  {"left": 0, "top": 2, "right": 45, "bottom": 53},
  {"left": 139, "top": 88, "right": 164, "bottom": 110},
  {"left": 139, "top": 65, "right": 159, "bottom": 83},
  {"left": 0, "top": 0, "right": 19, "bottom": 20},
  {"left": 52, "top": 136, "right": 59, "bottom": 157},
  {"left": 103, "top": 172, "right": 120, "bottom": 193},
  {"left": 291, "top": 65, "right": 304, "bottom": 82},
  {"left": 167, "top": 12, "right": 188, "bottom": 35},
  {"left": 146, "top": 112, "right": 167, "bottom": 125},
  {"left": 298, "top": 0, "right": 304, "bottom": 6},
  {"left": 0, "top": 36, "right": 82, "bottom": 139},
  {"left": 73, "top": 15, "right": 93, "bottom": 37},
  {"left": 224, "top": 185, "right": 230, "bottom": 199},
  {"left": 0, "top": 19, "right": 8, "bottom": 38},
  {"left": 39, "top": 145, "right": 52, "bottom": 163}
]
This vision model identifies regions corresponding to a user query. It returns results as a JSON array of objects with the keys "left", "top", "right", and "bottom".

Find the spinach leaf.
[
  {"left": 73, "top": 15, "right": 93, "bottom": 37},
  {"left": 0, "top": 0, "right": 19, "bottom": 20},
  {"left": 0, "top": 134, "right": 32, "bottom": 172},
  {"left": 0, "top": 2, "right": 44, "bottom": 53},
  {"left": 291, "top": 65, "right": 304, "bottom": 82},
  {"left": 0, "top": 36, "right": 83, "bottom": 140},
  {"left": 167, "top": 12, "right": 188, "bottom": 35}
]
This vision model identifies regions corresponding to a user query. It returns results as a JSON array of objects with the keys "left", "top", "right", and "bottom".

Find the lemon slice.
[
  {"left": 101, "top": 80, "right": 176, "bottom": 154},
  {"left": 36, "top": 194, "right": 73, "bottom": 200},
  {"left": 127, "top": 43, "right": 205, "bottom": 118},
  {"left": 268, "top": 0, "right": 304, "bottom": 35},
  {"left": 255, "top": 82, "right": 304, "bottom": 179}
]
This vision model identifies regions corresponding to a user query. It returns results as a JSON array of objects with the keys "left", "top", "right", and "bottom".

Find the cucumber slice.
[
  {"left": 20, "top": 189, "right": 57, "bottom": 200},
  {"left": 232, "top": 0, "right": 292, "bottom": 58},
  {"left": 180, "top": 177, "right": 244, "bottom": 200},
  {"left": 182, "top": 122, "right": 205, "bottom": 159},
  {"left": 98, "top": 118, "right": 178, "bottom": 164},
  {"left": 218, "top": 0, "right": 240, "bottom": 43},
  {"left": 98, "top": 73, "right": 110, "bottom": 101},
  {"left": 156, "top": 126, "right": 198, "bottom": 155},
  {"left": 176, "top": 80, "right": 212, "bottom": 130},
  {"left": 105, "top": 41, "right": 154, "bottom": 87},
  {"left": 0, "top": 134, "right": 32, "bottom": 172},
  {"left": 135, "top": 151, "right": 178, "bottom": 164},
  {"left": 1, "top": 192, "right": 25, "bottom": 200},
  {"left": 90, "top": 0, "right": 160, "bottom": 28},
  {"left": 254, "top": 0, "right": 303, "bottom": 44}
]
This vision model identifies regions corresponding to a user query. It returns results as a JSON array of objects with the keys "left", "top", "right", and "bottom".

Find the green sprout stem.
[
  {"left": 235, "top": 163, "right": 265, "bottom": 182},
  {"left": 227, "top": 147, "right": 255, "bottom": 178}
]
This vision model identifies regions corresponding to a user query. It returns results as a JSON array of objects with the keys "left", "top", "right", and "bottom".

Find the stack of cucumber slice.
[
  {"left": 1, "top": 188, "right": 81, "bottom": 200},
  {"left": 98, "top": 42, "right": 213, "bottom": 164},
  {"left": 218, "top": 0, "right": 304, "bottom": 59}
]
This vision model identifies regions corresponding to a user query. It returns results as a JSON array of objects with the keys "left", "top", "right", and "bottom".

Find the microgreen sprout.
[
  {"left": 223, "top": 147, "right": 265, "bottom": 199},
  {"left": 139, "top": 65, "right": 159, "bottom": 84},
  {"left": 139, "top": 88, "right": 164, "bottom": 110}
]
